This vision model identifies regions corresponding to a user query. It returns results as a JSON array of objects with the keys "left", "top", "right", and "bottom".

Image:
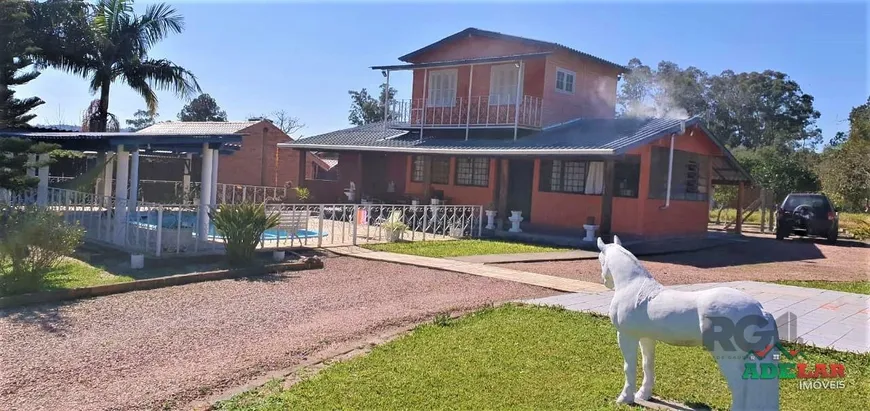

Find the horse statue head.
[{"left": 596, "top": 236, "right": 652, "bottom": 290}]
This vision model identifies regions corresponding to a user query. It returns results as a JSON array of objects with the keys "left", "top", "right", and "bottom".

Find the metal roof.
[
  {"left": 137, "top": 121, "right": 261, "bottom": 135},
  {"left": 398, "top": 28, "right": 627, "bottom": 73},
  {"left": 371, "top": 52, "right": 552, "bottom": 71},
  {"left": 0, "top": 129, "right": 243, "bottom": 155},
  {"left": 281, "top": 117, "right": 752, "bottom": 182}
]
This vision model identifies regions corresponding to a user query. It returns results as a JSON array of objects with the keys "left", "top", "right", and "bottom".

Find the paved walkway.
[
  {"left": 448, "top": 250, "right": 598, "bottom": 264},
  {"left": 329, "top": 246, "right": 608, "bottom": 293},
  {"left": 527, "top": 281, "right": 870, "bottom": 353}
]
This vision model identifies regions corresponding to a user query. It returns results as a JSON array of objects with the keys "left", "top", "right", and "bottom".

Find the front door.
[{"left": 506, "top": 159, "right": 534, "bottom": 222}]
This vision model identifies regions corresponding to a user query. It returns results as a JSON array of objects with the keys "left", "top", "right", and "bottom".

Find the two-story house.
[{"left": 285, "top": 28, "right": 751, "bottom": 239}]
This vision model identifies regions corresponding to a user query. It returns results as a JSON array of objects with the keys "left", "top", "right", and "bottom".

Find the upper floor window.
[
  {"left": 648, "top": 147, "right": 709, "bottom": 201},
  {"left": 455, "top": 157, "right": 490, "bottom": 187},
  {"left": 427, "top": 69, "right": 457, "bottom": 108},
  {"left": 489, "top": 64, "right": 520, "bottom": 105},
  {"left": 556, "top": 68, "right": 575, "bottom": 94}
]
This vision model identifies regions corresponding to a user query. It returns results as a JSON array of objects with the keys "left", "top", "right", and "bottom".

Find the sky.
[{"left": 19, "top": 1, "right": 868, "bottom": 144}]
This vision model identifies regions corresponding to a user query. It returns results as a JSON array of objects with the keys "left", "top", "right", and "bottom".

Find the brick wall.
[{"left": 217, "top": 121, "right": 301, "bottom": 187}]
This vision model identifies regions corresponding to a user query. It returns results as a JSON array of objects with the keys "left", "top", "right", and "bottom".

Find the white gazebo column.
[
  {"left": 182, "top": 153, "right": 192, "bottom": 204},
  {"left": 37, "top": 154, "right": 49, "bottom": 206},
  {"left": 129, "top": 147, "right": 140, "bottom": 215},
  {"left": 101, "top": 154, "right": 114, "bottom": 199},
  {"left": 113, "top": 145, "right": 130, "bottom": 245},
  {"left": 198, "top": 144, "right": 214, "bottom": 239},
  {"left": 210, "top": 149, "right": 219, "bottom": 206}
]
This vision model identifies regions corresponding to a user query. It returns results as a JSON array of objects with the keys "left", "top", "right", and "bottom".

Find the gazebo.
[{"left": 0, "top": 128, "right": 243, "bottom": 245}]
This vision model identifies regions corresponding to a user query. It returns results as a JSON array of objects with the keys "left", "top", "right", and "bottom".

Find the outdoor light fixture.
[
  {"left": 514, "top": 62, "right": 520, "bottom": 68},
  {"left": 381, "top": 70, "right": 387, "bottom": 77}
]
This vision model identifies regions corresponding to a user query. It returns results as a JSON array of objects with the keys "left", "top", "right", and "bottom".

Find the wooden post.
[
  {"left": 497, "top": 159, "right": 509, "bottom": 230},
  {"left": 599, "top": 159, "right": 616, "bottom": 241},
  {"left": 422, "top": 155, "right": 432, "bottom": 200},
  {"left": 768, "top": 190, "right": 775, "bottom": 231},
  {"left": 296, "top": 149, "right": 307, "bottom": 188},
  {"left": 491, "top": 158, "right": 501, "bottom": 207},
  {"left": 759, "top": 188, "right": 766, "bottom": 233},
  {"left": 356, "top": 152, "right": 364, "bottom": 201},
  {"left": 736, "top": 181, "right": 745, "bottom": 235}
]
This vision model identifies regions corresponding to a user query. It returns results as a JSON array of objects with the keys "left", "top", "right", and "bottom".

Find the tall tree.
[
  {"left": 125, "top": 109, "right": 157, "bottom": 131},
  {"left": 817, "top": 98, "right": 870, "bottom": 211},
  {"left": 81, "top": 99, "right": 119, "bottom": 131},
  {"left": 348, "top": 84, "right": 397, "bottom": 126},
  {"left": 39, "top": 0, "right": 200, "bottom": 132},
  {"left": 0, "top": 138, "right": 59, "bottom": 192},
  {"left": 0, "top": 0, "right": 43, "bottom": 128},
  {"left": 178, "top": 93, "right": 227, "bottom": 121}
]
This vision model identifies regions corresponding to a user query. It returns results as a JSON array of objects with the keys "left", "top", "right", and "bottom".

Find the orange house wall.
[
  {"left": 411, "top": 59, "right": 547, "bottom": 103},
  {"left": 528, "top": 126, "right": 722, "bottom": 237},
  {"left": 540, "top": 50, "right": 620, "bottom": 126}
]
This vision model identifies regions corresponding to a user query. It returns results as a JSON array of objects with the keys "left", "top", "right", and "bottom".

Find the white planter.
[
  {"left": 272, "top": 251, "right": 286, "bottom": 261},
  {"left": 430, "top": 198, "right": 441, "bottom": 206},
  {"left": 582, "top": 224, "right": 599, "bottom": 242},
  {"left": 130, "top": 254, "right": 144, "bottom": 269},
  {"left": 508, "top": 210, "right": 524, "bottom": 233},
  {"left": 411, "top": 199, "right": 420, "bottom": 206},
  {"left": 485, "top": 210, "right": 497, "bottom": 230},
  {"left": 450, "top": 226, "right": 464, "bottom": 238},
  {"left": 344, "top": 190, "right": 355, "bottom": 202}
]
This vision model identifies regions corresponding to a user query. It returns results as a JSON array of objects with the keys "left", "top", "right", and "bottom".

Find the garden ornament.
[{"left": 597, "top": 236, "right": 779, "bottom": 411}]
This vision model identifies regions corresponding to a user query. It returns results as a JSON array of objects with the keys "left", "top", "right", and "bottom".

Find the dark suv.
[{"left": 776, "top": 193, "right": 839, "bottom": 243}]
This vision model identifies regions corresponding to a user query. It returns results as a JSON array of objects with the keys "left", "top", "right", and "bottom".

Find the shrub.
[
  {"left": 0, "top": 206, "right": 84, "bottom": 295},
  {"left": 292, "top": 186, "right": 311, "bottom": 203},
  {"left": 209, "top": 203, "right": 280, "bottom": 266}
]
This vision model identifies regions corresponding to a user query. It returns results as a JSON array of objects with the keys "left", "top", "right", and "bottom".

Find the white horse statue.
[{"left": 597, "top": 236, "right": 779, "bottom": 411}]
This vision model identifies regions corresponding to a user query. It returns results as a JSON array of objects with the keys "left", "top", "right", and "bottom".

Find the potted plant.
[
  {"left": 449, "top": 223, "right": 465, "bottom": 238},
  {"left": 382, "top": 220, "right": 408, "bottom": 242},
  {"left": 208, "top": 203, "right": 280, "bottom": 266}
]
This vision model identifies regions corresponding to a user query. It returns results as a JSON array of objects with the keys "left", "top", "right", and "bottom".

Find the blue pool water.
[{"left": 128, "top": 211, "right": 326, "bottom": 239}]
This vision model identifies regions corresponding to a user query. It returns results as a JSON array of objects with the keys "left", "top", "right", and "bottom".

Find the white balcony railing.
[{"left": 387, "top": 95, "right": 543, "bottom": 128}]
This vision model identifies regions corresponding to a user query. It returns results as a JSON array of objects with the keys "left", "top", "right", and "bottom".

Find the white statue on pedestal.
[{"left": 597, "top": 236, "right": 779, "bottom": 411}]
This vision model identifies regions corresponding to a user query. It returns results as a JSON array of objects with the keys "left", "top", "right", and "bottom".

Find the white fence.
[
  {"left": 80, "top": 177, "right": 288, "bottom": 205},
  {"left": 5, "top": 188, "right": 483, "bottom": 257}
]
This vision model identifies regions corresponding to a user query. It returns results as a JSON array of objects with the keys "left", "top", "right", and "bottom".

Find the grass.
[
  {"left": 772, "top": 280, "right": 870, "bottom": 295},
  {"left": 215, "top": 305, "right": 870, "bottom": 411},
  {"left": 0, "top": 258, "right": 133, "bottom": 296},
  {"left": 362, "top": 239, "right": 568, "bottom": 258},
  {"left": 710, "top": 208, "right": 870, "bottom": 239}
]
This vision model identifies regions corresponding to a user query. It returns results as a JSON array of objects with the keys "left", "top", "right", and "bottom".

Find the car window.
[{"left": 782, "top": 195, "right": 830, "bottom": 212}]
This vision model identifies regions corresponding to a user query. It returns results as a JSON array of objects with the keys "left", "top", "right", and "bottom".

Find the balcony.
[{"left": 387, "top": 95, "right": 543, "bottom": 129}]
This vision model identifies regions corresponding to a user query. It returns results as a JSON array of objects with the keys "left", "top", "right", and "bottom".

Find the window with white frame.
[
  {"left": 489, "top": 64, "right": 520, "bottom": 105},
  {"left": 427, "top": 69, "right": 457, "bottom": 107},
  {"left": 555, "top": 68, "right": 575, "bottom": 93}
]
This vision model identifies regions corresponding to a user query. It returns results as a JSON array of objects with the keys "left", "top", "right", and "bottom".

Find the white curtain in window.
[
  {"left": 489, "top": 64, "right": 520, "bottom": 105},
  {"left": 585, "top": 161, "right": 604, "bottom": 194},
  {"left": 428, "top": 69, "right": 457, "bottom": 107}
]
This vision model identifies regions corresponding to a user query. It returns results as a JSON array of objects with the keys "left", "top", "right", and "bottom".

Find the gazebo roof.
[{"left": 0, "top": 129, "right": 243, "bottom": 155}]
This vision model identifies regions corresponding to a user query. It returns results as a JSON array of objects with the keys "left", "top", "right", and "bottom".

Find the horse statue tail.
[{"left": 733, "top": 310, "right": 780, "bottom": 411}]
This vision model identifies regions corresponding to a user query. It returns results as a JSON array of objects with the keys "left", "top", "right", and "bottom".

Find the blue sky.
[{"left": 20, "top": 2, "right": 868, "bottom": 143}]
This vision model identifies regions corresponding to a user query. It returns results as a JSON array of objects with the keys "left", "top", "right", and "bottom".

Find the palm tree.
[{"left": 43, "top": 0, "right": 200, "bottom": 131}]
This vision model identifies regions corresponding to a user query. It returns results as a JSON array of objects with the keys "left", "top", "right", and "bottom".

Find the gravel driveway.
[
  {"left": 0, "top": 257, "right": 555, "bottom": 411},
  {"left": 497, "top": 234, "right": 869, "bottom": 285}
]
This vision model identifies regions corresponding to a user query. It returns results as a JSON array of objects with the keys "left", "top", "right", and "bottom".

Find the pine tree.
[{"left": 0, "top": 1, "right": 45, "bottom": 128}]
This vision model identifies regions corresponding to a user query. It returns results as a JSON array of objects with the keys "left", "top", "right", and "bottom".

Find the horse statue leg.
[
  {"left": 616, "top": 331, "right": 639, "bottom": 404},
  {"left": 711, "top": 311, "right": 780, "bottom": 411},
  {"left": 636, "top": 337, "right": 656, "bottom": 401}
]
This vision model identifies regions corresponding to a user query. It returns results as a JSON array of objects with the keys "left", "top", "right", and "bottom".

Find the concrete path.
[
  {"left": 329, "top": 246, "right": 607, "bottom": 293},
  {"left": 527, "top": 281, "right": 870, "bottom": 353},
  {"left": 448, "top": 250, "right": 598, "bottom": 264}
]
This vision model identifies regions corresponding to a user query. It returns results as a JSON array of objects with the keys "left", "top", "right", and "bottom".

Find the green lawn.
[
  {"left": 772, "top": 280, "right": 870, "bottom": 295},
  {"left": 1, "top": 258, "right": 133, "bottom": 296},
  {"left": 215, "top": 305, "right": 870, "bottom": 411},
  {"left": 362, "top": 239, "right": 568, "bottom": 258}
]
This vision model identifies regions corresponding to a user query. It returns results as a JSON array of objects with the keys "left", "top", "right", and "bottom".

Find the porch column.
[
  {"left": 356, "top": 152, "right": 364, "bottom": 201},
  {"left": 36, "top": 154, "right": 49, "bottom": 206},
  {"left": 599, "top": 159, "right": 616, "bottom": 241},
  {"left": 198, "top": 144, "right": 214, "bottom": 239},
  {"left": 297, "top": 149, "right": 308, "bottom": 188},
  {"left": 497, "top": 159, "right": 509, "bottom": 230},
  {"left": 382, "top": 70, "right": 391, "bottom": 129},
  {"left": 129, "top": 147, "right": 140, "bottom": 214},
  {"left": 27, "top": 154, "right": 36, "bottom": 177},
  {"left": 182, "top": 153, "right": 192, "bottom": 204},
  {"left": 210, "top": 149, "right": 219, "bottom": 206},
  {"left": 422, "top": 155, "right": 433, "bottom": 200},
  {"left": 513, "top": 61, "right": 525, "bottom": 140},
  {"left": 465, "top": 64, "right": 475, "bottom": 140},
  {"left": 735, "top": 181, "right": 744, "bottom": 235},
  {"left": 113, "top": 145, "right": 130, "bottom": 245}
]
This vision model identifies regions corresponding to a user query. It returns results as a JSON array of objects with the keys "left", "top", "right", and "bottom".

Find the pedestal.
[
  {"left": 485, "top": 210, "right": 497, "bottom": 230},
  {"left": 582, "top": 224, "right": 599, "bottom": 242},
  {"left": 508, "top": 211, "right": 523, "bottom": 233}
]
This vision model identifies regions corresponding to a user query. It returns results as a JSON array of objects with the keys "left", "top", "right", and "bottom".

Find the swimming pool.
[{"left": 127, "top": 211, "right": 327, "bottom": 240}]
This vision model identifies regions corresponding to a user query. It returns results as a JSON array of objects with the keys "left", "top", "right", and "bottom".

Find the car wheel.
[
  {"left": 776, "top": 229, "right": 786, "bottom": 240},
  {"left": 827, "top": 231, "right": 838, "bottom": 245}
]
